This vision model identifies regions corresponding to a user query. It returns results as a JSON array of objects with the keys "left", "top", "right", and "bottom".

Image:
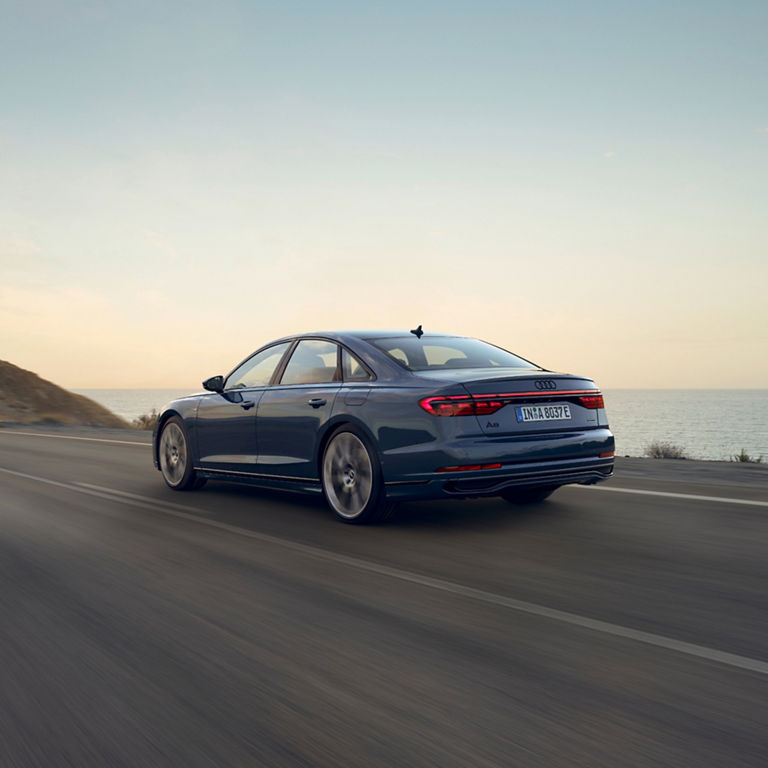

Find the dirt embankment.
[{"left": 0, "top": 360, "right": 128, "bottom": 428}]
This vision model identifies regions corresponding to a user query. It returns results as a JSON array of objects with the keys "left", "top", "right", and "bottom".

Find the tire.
[
  {"left": 158, "top": 416, "right": 202, "bottom": 491},
  {"left": 321, "top": 426, "right": 394, "bottom": 524},
  {"left": 499, "top": 485, "right": 558, "bottom": 505}
]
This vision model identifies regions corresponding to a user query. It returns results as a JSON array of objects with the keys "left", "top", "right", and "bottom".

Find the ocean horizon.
[{"left": 72, "top": 388, "right": 768, "bottom": 463}]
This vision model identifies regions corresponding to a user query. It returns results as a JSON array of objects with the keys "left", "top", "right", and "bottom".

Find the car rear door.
[{"left": 255, "top": 338, "right": 342, "bottom": 479}]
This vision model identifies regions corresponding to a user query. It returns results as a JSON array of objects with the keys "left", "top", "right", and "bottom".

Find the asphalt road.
[{"left": 1, "top": 428, "right": 767, "bottom": 767}]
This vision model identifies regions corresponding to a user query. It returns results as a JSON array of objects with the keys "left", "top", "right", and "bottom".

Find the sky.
[{"left": 1, "top": 0, "right": 766, "bottom": 389}]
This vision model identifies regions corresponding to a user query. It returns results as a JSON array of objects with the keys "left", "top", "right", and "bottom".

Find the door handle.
[
  {"left": 307, "top": 398, "right": 327, "bottom": 408},
  {"left": 240, "top": 401, "right": 255, "bottom": 410}
]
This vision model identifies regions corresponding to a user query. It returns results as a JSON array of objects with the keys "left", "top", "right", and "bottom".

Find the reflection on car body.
[{"left": 153, "top": 330, "right": 614, "bottom": 523}]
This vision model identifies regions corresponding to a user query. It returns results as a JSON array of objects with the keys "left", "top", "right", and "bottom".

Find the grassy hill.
[{"left": 0, "top": 360, "right": 128, "bottom": 428}]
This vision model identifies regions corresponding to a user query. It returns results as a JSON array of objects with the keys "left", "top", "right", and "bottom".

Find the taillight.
[
  {"left": 419, "top": 391, "right": 604, "bottom": 416},
  {"left": 419, "top": 395, "right": 507, "bottom": 416}
]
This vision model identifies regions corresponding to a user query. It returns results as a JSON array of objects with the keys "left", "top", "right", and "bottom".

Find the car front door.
[
  {"left": 195, "top": 342, "right": 291, "bottom": 474},
  {"left": 255, "top": 338, "right": 342, "bottom": 479}
]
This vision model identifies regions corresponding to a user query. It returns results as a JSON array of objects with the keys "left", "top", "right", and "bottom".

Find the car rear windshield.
[{"left": 368, "top": 337, "right": 539, "bottom": 372}]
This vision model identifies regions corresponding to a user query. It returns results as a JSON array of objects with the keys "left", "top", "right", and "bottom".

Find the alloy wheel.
[
  {"left": 323, "top": 432, "right": 374, "bottom": 519},
  {"left": 159, "top": 422, "right": 187, "bottom": 487}
]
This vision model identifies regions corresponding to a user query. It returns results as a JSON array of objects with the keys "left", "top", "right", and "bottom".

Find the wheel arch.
[{"left": 315, "top": 414, "right": 382, "bottom": 480}]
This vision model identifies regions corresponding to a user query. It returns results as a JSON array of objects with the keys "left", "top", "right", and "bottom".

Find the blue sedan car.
[{"left": 153, "top": 330, "right": 614, "bottom": 523}]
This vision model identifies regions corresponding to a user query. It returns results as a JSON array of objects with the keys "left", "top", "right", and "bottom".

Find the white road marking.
[
  {"left": 573, "top": 484, "right": 768, "bottom": 508},
  {"left": 2, "top": 464, "right": 768, "bottom": 677},
  {"left": 0, "top": 430, "right": 151, "bottom": 447},
  {"left": 74, "top": 482, "right": 214, "bottom": 515}
]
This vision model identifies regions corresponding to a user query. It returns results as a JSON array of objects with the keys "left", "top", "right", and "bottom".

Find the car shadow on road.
[
  {"left": 192, "top": 480, "right": 566, "bottom": 534},
  {"left": 386, "top": 497, "right": 563, "bottom": 531},
  {"left": 196, "top": 480, "right": 328, "bottom": 512}
]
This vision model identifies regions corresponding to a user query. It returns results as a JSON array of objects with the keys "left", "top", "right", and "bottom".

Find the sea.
[{"left": 72, "top": 388, "right": 768, "bottom": 463}]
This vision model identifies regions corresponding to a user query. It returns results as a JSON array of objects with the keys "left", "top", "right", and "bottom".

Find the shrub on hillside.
[
  {"left": 644, "top": 441, "right": 687, "bottom": 459},
  {"left": 132, "top": 409, "right": 158, "bottom": 431},
  {"left": 731, "top": 449, "right": 763, "bottom": 464}
]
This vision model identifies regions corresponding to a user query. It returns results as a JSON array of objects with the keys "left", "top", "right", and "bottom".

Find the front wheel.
[
  {"left": 321, "top": 427, "right": 393, "bottom": 524},
  {"left": 499, "top": 485, "right": 559, "bottom": 505},
  {"left": 158, "top": 416, "right": 203, "bottom": 491}
]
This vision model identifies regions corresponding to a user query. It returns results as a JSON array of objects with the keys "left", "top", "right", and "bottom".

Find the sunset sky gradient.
[{"left": 2, "top": 1, "right": 766, "bottom": 388}]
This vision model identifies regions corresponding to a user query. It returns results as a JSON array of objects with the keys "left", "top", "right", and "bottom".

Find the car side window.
[
  {"left": 279, "top": 339, "right": 340, "bottom": 386},
  {"left": 226, "top": 342, "right": 291, "bottom": 389},
  {"left": 342, "top": 348, "right": 372, "bottom": 382}
]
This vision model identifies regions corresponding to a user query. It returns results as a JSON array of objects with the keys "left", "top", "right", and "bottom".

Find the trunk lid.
[{"left": 417, "top": 369, "right": 602, "bottom": 435}]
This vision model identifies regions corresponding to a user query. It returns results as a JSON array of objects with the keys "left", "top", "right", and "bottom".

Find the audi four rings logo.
[{"left": 534, "top": 380, "right": 557, "bottom": 390}]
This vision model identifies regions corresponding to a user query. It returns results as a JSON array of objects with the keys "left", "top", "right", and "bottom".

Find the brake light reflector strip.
[
  {"left": 419, "top": 391, "right": 603, "bottom": 416},
  {"left": 436, "top": 463, "right": 503, "bottom": 473}
]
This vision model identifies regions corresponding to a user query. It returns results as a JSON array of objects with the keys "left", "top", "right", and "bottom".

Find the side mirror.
[{"left": 202, "top": 375, "right": 224, "bottom": 392}]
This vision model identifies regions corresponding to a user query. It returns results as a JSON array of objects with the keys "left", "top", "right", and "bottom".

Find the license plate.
[{"left": 516, "top": 404, "right": 572, "bottom": 423}]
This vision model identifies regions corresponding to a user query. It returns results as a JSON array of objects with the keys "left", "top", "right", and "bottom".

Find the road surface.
[{"left": 1, "top": 427, "right": 767, "bottom": 767}]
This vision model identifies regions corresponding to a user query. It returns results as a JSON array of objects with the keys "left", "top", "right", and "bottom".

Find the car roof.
[{"left": 269, "top": 330, "right": 468, "bottom": 344}]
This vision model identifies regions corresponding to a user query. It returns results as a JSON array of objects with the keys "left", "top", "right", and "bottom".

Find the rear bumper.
[
  {"left": 382, "top": 428, "right": 614, "bottom": 501},
  {"left": 388, "top": 461, "right": 614, "bottom": 501}
]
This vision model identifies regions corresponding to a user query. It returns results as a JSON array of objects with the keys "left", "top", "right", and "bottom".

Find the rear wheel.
[
  {"left": 321, "top": 427, "right": 393, "bottom": 524},
  {"left": 158, "top": 416, "right": 203, "bottom": 491},
  {"left": 499, "top": 485, "right": 558, "bottom": 505}
]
